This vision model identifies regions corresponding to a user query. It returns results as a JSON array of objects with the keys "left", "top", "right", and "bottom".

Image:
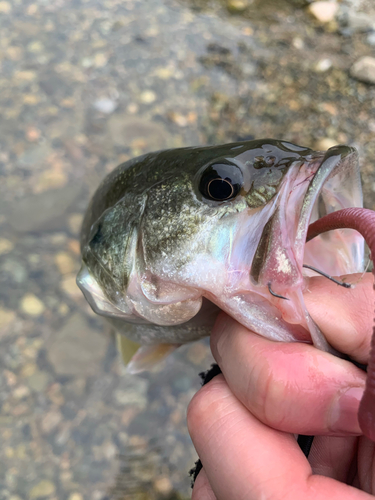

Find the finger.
[
  {"left": 187, "top": 375, "right": 372, "bottom": 500},
  {"left": 211, "top": 315, "right": 366, "bottom": 436},
  {"left": 192, "top": 467, "right": 217, "bottom": 500},
  {"left": 304, "top": 273, "right": 374, "bottom": 363},
  {"left": 309, "top": 435, "right": 358, "bottom": 482}
]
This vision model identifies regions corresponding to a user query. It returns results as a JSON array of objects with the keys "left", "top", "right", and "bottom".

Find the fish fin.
[
  {"left": 116, "top": 334, "right": 142, "bottom": 366},
  {"left": 126, "top": 343, "right": 180, "bottom": 374}
]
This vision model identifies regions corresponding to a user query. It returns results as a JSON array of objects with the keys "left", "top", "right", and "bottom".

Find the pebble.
[
  {"left": 139, "top": 90, "right": 157, "bottom": 104},
  {"left": 20, "top": 362, "right": 37, "bottom": 378},
  {"left": 107, "top": 116, "right": 171, "bottom": 151},
  {"left": 13, "top": 385, "right": 31, "bottom": 399},
  {"left": 60, "top": 274, "right": 82, "bottom": 299},
  {"left": 55, "top": 252, "right": 76, "bottom": 275},
  {"left": 2, "top": 259, "right": 28, "bottom": 283},
  {"left": 68, "top": 213, "right": 83, "bottom": 235},
  {"left": 343, "top": 11, "right": 375, "bottom": 33},
  {"left": 114, "top": 374, "right": 149, "bottom": 409},
  {"left": 47, "top": 313, "right": 109, "bottom": 376},
  {"left": 20, "top": 294, "right": 45, "bottom": 317},
  {"left": 0, "top": 307, "right": 16, "bottom": 331},
  {"left": 0, "top": 238, "right": 14, "bottom": 255},
  {"left": 27, "top": 371, "right": 50, "bottom": 392},
  {"left": 350, "top": 56, "right": 375, "bottom": 85},
  {"left": 93, "top": 97, "right": 118, "bottom": 114},
  {"left": 68, "top": 238, "right": 81, "bottom": 255},
  {"left": 41, "top": 410, "right": 63, "bottom": 434},
  {"left": 29, "top": 480, "right": 56, "bottom": 499},
  {"left": 94, "top": 52, "right": 108, "bottom": 67},
  {"left": 226, "top": 0, "right": 249, "bottom": 13},
  {"left": 0, "top": 1, "right": 11, "bottom": 13},
  {"left": 314, "top": 58, "right": 332, "bottom": 72},
  {"left": 153, "top": 476, "right": 173, "bottom": 495},
  {"left": 315, "top": 137, "right": 338, "bottom": 150},
  {"left": 186, "top": 341, "right": 209, "bottom": 365},
  {"left": 68, "top": 494, "right": 83, "bottom": 500},
  {"left": 308, "top": 1, "right": 338, "bottom": 23}
]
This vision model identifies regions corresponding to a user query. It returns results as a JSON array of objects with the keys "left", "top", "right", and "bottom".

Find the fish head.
[{"left": 77, "top": 139, "right": 364, "bottom": 361}]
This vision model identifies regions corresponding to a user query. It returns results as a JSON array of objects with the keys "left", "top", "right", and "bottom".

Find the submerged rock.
[
  {"left": 47, "top": 313, "right": 109, "bottom": 376},
  {"left": 350, "top": 56, "right": 375, "bottom": 84}
]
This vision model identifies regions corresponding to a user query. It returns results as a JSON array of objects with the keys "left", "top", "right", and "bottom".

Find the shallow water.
[{"left": 1, "top": 0, "right": 375, "bottom": 498}]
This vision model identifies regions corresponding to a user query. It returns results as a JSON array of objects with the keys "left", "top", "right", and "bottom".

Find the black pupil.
[
  {"left": 199, "top": 162, "right": 242, "bottom": 201},
  {"left": 208, "top": 178, "right": 233, "bottom": 200}
]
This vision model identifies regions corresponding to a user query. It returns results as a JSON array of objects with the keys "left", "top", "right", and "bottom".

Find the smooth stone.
[
  {"left": 93, "top": 98, "right": 118, "bottom": 114},
  {"left": 20, "top": 294, "right": 45, "bottom": 317},
  {"left": 350, "top": 56, "right": 375, "bottom": 84},
  {"left": 47, "top": 313, "right": 109, "bottom": 376},
  {"left": 308, "top": 1, "right": 338, "bottom": 23}
]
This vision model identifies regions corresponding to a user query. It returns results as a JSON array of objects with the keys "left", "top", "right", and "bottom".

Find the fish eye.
[{"left": 199, "top": 162, "right": 243, "bottom": 201}]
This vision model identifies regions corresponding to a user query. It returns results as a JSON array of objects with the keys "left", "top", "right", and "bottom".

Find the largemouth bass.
[{"left": 77, "top": 139, "right": 364, "bottom": 373}]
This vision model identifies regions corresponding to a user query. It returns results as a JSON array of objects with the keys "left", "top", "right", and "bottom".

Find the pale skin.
[{"left": 187, "top": 273, "right": 375, "bottom": 499}]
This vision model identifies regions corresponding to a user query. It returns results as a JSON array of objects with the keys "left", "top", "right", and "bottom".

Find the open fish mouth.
[{"left": 250, "top": 145, "right": 364, "bottom": 352}]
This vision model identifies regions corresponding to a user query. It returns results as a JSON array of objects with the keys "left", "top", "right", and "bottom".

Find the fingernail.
[
  {"left": 211, "top": 314, "right": 235, "bottom": 363},
  {"left": 330, "top": 386, "right": 364, "bottom": 434}
]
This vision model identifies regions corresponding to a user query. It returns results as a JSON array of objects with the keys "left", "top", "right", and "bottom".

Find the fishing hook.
[
  {"left": 268, "top": 283, "right": 289, "bottom": 300},
  {"left": 303, "top": 264, "right": 352, "bottom": 288}
]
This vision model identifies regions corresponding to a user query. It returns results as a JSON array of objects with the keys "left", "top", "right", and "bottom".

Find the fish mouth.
[{"left": 251, "top": 145, "right": 364, "bottom": 351}]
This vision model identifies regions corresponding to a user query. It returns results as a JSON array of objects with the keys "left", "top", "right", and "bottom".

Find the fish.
[{"left": 77, "top": 139, "right": 364, "bottom": 374}]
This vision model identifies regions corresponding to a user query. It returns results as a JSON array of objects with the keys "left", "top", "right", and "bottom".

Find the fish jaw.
[{"left": 248, "top": 145, "right": 364, "bottom": 351}]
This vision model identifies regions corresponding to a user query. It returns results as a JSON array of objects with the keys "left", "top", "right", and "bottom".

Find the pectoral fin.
[
  {"left": 116, "top": 333, "right": 142, "bottom": 366},
  {"left": 125, "top": 342, "right": 180, "bottom": 374}
]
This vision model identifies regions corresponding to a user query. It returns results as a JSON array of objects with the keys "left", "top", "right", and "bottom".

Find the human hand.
[{"left": 187, "top": 273, "right": 375, "bottom": 499}]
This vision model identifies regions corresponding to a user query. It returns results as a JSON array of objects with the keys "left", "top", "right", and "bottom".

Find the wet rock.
[
  {"left": 20, "top": 294, "right": 45, "bottom": 317},
  {"left": 350, "top": 56, "right": 375, "bottom": 84},
  {"left": 308, "top": 1, "right": 338, "bottom": 23},
  {"left": 6, "top": 183, "right": 83, "bottom": 233},
  {"left": 29, "top": 479, "right": 56, "bottom": 498},
  {"left": 47, "top": 313, "right": 109, "bottom": 376}
]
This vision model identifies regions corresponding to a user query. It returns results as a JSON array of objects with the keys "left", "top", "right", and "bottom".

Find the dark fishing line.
[
  {"left": 303, "top": 264, "right": 352, "bottom": 288},
  {"left": 268, "top": 282, "right": 289, "bottom": 300}
]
